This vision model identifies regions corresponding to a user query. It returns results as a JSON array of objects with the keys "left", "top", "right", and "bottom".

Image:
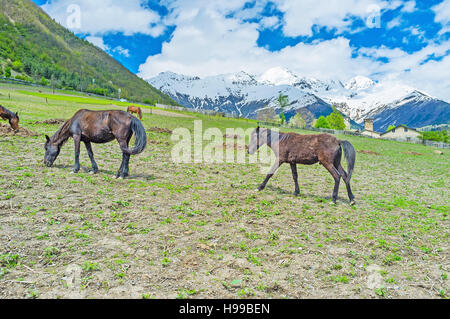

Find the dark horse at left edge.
[
  {"left": 0, "top": 104, "right": 19, "bottom": 130},
  {"left": 44, "top": 109, "right": 147, "bottom": 178}
]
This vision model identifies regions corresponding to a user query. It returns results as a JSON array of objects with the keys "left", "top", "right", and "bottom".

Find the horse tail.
[
  {"left": 340, "top": 140, "right": 355, "bottom": 182},
  {"left": 125, "top": 116, "right": 147, "bottom": 155}
]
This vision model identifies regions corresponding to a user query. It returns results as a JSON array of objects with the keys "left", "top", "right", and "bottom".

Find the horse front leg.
[
  {"left": 84, "top": 141, "right": 99, "bottom": 174},
  {"left": 290, "top": 163, "right": 300, "bottom": 196},
  {"left": 73, "top": 135, "right": 81, "bottom": 173},
  {"left": 257, "top": 161, "right": 281, "bottom": 192}
]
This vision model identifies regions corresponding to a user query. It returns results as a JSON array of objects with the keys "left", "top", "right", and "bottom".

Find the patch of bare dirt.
[
  {"left": 33, "top": 119, "right": 66, "bottom": 125},
  {"left": 147, "top": 127, "right": 173, "bottom": 134},
  {"left": 358, "top": 150, "right": 381, "bottom": 156},
  {"left": 0, "top": 123, "right": 39, "bottom": 137},
  {"left": 148, "top": 140, "right": 170, "bottom": 146}
]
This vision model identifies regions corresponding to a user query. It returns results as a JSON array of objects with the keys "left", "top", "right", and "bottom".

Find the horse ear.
[
  {"left": 15, "top": 112, "right": 18, "bottom": 117},
  {"left": 45, "top": 135, "right": 50, "bottom": 143}
]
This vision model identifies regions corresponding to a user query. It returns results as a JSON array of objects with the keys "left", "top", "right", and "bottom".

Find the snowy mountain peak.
[
  {"left": 156, "top": 71, "right": 200, "bottom": 82},
  {"left": 148, "top": 69, "right": 449, "bottom": 131},
  {"left": 344, "top": 76, "right": 376, "bottom": 91},
  {"left": 257, "top": 67, "right": 299, "bottom": 86},
  {"left": 403, "top": 90, "right": 432, "bottom": 100},
  {"left": 224, "top": 71, "right": 258, "bottom": 86}
]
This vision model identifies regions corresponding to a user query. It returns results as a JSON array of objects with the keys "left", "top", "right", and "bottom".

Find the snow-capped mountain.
[
  {"left": 344, "top": 76, "right": 376, "bottom": 91},
  {"left": 148, "top": 68, "right": 450, "bottom": 132},
  {"left": 149, "top": 70, "right": 331, "bottom": 120}
]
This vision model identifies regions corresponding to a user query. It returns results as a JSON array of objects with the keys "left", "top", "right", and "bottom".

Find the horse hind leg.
[
  {"left": 116, "top": 135, "right": 132, "bottom": 179},
  {"left": 84, "top": 141, "right": 99, "bottom": 174},
  {"left": 322, "top": 160, "right": 341, "bottom": 204},
  {"left": 337, "top": 164, "right": 355, "bottom": 205}
]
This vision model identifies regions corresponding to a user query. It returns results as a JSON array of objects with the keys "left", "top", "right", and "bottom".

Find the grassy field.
[{"left": 0, "top": 84, "right": 448, "bottom": 299}]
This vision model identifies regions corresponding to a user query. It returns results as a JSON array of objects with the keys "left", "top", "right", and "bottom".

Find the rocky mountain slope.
[{"left": 148, "top": 67, "right": 450, "bottom": 132}]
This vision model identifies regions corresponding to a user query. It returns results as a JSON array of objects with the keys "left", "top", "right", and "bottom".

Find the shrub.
[
  {"left": 11, "top": 60, "right": 23, "bottom": 72},
  {"left": 326, "top": 107, "right": 346, "bottom": 130},
  {"left": 280, "top": 112, "right": 286, "bottom": 125},
  {"left": 314, "top": 116, "right": 331, "bottom": 129},
  {"left": 5, "top": 67, "right": 11, "bottom": 78},
  {"left": 288, "top": 113, "right": 306, "bottom": 128},
  {"left": 39, "top": 76, "right": 50, "bottom": 86}
]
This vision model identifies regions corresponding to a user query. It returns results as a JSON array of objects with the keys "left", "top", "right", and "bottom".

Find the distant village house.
[
  {"left": 361, "top": 118, "right": 381, "bottom": 138},
  {"left": 380, "top": 125, "right": 421, "bottom": 141}
]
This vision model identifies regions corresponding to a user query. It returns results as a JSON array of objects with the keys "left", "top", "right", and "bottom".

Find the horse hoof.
[
  {"left": 350, "top": 200, "right": 356, "bottom": 206},
  {"left": 329, "top": 201, "right": 337, "bottom": 205}
]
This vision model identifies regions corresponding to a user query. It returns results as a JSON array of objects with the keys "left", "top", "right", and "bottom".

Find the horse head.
[
  {"left": 9, "top": 112, "right": 19, "bottom": 131},
  {"left": 44, "top": 135, "right": 61, "bottom": 167}
]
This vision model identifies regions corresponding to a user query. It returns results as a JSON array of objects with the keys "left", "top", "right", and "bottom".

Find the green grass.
[{"left": 0, "top": 83, "right": 448, "bottom": 299}]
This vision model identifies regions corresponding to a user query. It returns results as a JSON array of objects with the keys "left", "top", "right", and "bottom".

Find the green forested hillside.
[{"left": 0, "top": 0, "right": 176, "bottom": 105}]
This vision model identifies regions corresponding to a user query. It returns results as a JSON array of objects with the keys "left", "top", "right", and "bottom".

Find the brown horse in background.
[
  {"left": 127, "top": 106, "right": 143, "bottom": 120},
  {"left": 248, "top": 127, "right": 356, "bottom": 205},
  {"left": 0, "top": 105, "right": 19, "bottom": 130},
  {"left": 44, "top": 109, "right": 147, "bottom": 179}
]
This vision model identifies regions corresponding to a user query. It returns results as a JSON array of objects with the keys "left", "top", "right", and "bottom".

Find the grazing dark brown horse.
[
  {"left": 249, "top": 127, "right": 356, "bottom": 205},
  {"left": 44, "top": 109, "right": 147, "bottom": 178},
  {"left": 0, "top": 105, "right": 19, "bottom": 130},
  {"left": 127, "top": 106, "right": 143, "bottom": 120}
]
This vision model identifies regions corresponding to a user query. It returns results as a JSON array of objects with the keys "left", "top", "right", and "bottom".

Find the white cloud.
[
  {"left": 259, "top": 16, "right": 280, "bottom": 30},
  {"left": 112, "top": 46, "right": 130, "bottom": 58},
  {"left": 137, "top": 4, "right": 379, "bottom": 81},
  {"left": 387, "top": 17, "right": 402, "bottom": 29},
  {"left": 85, "top": 36, "right": 109, "bottom": 51},
  {"left": 357, "top": 40, "right": 450, "bottom": 100},
  {"left": 41, "top": 0, "right": 164, "bottom": 36},
  {"left": 433, "top": 0, "right": 450, "bottom": 25},
  {"left": 401, "top": 1, "right": 416, "bottom": 13},
  {"left": 270, "top": 0, "right": 392, "bottom": 37}
]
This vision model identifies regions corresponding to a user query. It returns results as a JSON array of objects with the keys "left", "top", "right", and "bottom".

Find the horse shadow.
[
  {"left": 265, "top": 185, "right": 336, "bottom": 202},
  {"left": 51, "top": 165, "right": 157, "bottom": 181}
]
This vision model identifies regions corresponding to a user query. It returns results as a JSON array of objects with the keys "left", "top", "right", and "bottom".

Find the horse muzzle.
[{"left": 44, "top": 160, "right": 53, "bottom": 167}]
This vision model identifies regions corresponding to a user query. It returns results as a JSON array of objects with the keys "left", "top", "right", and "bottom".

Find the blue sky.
[{"left": 33, "top": 0, "right": 450, "bottom": 100}]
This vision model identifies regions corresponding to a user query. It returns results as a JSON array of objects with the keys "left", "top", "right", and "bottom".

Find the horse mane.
[
  {"left": 262, "top": 127, "right": 289, "bottom": 146},
  {"left": 50, "top": 119, "right": 72, "bottom": 145}
]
